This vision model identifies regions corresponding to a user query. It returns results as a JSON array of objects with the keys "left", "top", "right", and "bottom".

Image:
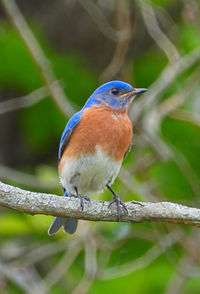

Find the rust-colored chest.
[{"left": 60, "top": 105, "right": 133, "bottom": 169}]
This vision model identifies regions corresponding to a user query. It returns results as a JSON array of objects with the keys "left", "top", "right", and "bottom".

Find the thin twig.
[
  {"left": 100, "top": 0, "right": 132, "bottom": 81},
  {"left": 100, "top": 229, "right": 184, "bottom": 279},
  {"left": 138, "top": 0, "right": 179, "bottom": 63},
  {"left": 165, "top": 229, "right": 200, "bottom": 294},
  {"left": 1, "top": 0, "right": 75, "bottom": 117},
  {"left": 42, "top": 243, "right": 82, "bottom": 289},
  {"left": 71, "top": 275, "right": 93, "bottom": 294},
  {"left": 0, "top": 164, "right": 58, "bottom": 191},
  {"left": 119, "top": 167, "right": 158, "bottom": 202},
  {"left": 0, "top": 259, "right": 46, "bottom": 294},
  {"left": 78, "top": 0, "right": 130, "bottom": 42},
  {"left": 169, "top": 109, "right": 200, "bottom": 127},
  {"left": 71, "top": 235, "right": 97, "bottom": 294},
  {"left": 140, "top": 130, "right": 200, "bottom": 196},
  {"left": 129, "top": 47, "right": 200, "bottom": 122},
  {"left": 0, "top": 86, "right": 47, "bottom": 114},
  {"left": 164, "top": 254, "right": 195, "bottom": 294},
  {"left": 24, "top": 240, "right": 72, "bottom": 266},
  {"left": 144, "top": 65, "right": 200, "bottom": 134}
]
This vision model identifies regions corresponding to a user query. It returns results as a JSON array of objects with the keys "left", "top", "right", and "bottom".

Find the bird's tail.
[
  {"left": 48, "top": 217, "right": 78, "bottom": 235},
  {"left": 48, "top": 190, "right": 78, "bottom": 235}
]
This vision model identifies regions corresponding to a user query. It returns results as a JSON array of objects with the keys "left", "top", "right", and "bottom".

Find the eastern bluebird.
[{"left": 48, "top": 80, "right": 147, "bottom": 235}]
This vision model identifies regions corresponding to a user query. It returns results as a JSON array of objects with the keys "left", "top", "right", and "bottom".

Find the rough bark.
[{"left": 0, "top": 181, "right": 200, "bottom": 227}]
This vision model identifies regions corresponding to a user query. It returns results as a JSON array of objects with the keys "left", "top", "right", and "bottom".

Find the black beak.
[
  {"left": 130, "top": 88, "right": 148, "bottom": 96},
  {"left": 120, "top": 88, "right": 148, "bottom": 99}
]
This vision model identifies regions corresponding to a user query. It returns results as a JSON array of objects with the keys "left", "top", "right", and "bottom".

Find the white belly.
[{"left": 60, "top": 146, "right": 121, "bottom": 196}]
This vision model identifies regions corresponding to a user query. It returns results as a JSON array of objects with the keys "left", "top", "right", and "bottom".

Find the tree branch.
[{"left": 1, "top": 181, "right": 200, "bottom": 227}]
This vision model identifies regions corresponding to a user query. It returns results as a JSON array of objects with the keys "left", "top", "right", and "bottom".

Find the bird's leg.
[
  {"left": 74, "top": 187, "right": 84, "bottom": 211},
  {"left": 107, "top": 184, "right": 128, "bottom": 221},
  {"left": 73, "top": 187, "right": 90, "bottom": 211}
]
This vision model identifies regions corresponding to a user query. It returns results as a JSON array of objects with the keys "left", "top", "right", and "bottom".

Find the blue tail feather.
[{"left": 48, "top": 190, "right": 78, "bottom": 235}]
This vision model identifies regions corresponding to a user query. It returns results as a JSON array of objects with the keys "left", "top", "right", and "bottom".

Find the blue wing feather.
[
  {"left": 58, "top": 110, "right": 83, "bottom": 161},
  {"left": 49, "top": 115, "right": 83, "bottom": 235},
  {"left": 58, "top": 94, "right": 100, "bottom": 161}
]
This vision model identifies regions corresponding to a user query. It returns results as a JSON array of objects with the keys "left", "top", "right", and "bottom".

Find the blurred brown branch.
[
  {"left": 169, "top": 109, "right": 200, "bottom": 127},
  {"left": 0, "top": 164, "right": 58, "bottom": 191},
  {"left": 0, "top": 80, "right": 65, "bottom": 115},
  {"left": 0, "top": 259, "right": 47, "bottom": 294},
  {"left": 100, "top": 0, "right": 132, "bottom": 81},
  {"left": 138, "top": 0, "right": 179, "bottom": 63},
  {"left": 78, "top": 0, "right": 131, "bottom": 42},
  {"left": 1, "top": 0, "right": 75, "bottom": 117},
  {"left": 0, "top": 86, "right": 48, "bottom": 114},
  {"left": 100, "top": 229, "right": 184, "bottom": 279},
  {"left": 1, "top": 181, "right": 200, "bottom": 228},
  {"left": 130, "top": 46, "right": 200, "bottom": 122}
]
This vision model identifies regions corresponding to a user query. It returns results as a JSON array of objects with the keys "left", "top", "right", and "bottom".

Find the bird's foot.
[
  {"left": 108, "top": 195, "right": 128, "bottom": 221},
  {"left": 82, "top": 195, "right": 91, "bottom": 202},
  {"left": 131, "top": 200, "right": 144, "bottom": 206},
  {"left": 71, "top": 191, "right": 90, "bottom": 211}
]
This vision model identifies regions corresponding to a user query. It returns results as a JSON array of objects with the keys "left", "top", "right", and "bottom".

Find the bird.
[{"left": 48, "top": 80, "right": 147, "bottom": 235}]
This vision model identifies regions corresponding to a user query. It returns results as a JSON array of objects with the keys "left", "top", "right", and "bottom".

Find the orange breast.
[{"left": 59, "top": 105, "right": 133, "bottom": 171}]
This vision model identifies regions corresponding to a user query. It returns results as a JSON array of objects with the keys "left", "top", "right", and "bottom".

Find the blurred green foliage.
[{"left": 1, "top": 0, "right": 200, "bottom": 293}]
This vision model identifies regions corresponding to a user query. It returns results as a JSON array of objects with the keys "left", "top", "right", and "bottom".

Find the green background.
[{"left": 0, "top": 0, "right": 200, "bottom": 293}]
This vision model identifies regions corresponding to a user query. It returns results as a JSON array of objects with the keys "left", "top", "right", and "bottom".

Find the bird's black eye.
[{"left": 111, "top": 87, "right": 120, "bottom": 95}]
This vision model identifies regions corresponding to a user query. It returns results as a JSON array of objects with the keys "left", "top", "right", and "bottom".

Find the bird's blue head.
[{"left": 84, "top": 80, "right": 147, "bottom": 110}]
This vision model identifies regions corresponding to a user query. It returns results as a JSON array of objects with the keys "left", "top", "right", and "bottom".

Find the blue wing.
[
  {"left": 58, "top": 110, "right": 83, "bottom": 162},
  {"left": 52, "top": 106, "right": 93, "bottom": 235},
  {"left": 58, "top": 92, "right": 99, "bottom": 162},
  {"left": 49, "top": 111, "right": 83, "bottom": 235}
]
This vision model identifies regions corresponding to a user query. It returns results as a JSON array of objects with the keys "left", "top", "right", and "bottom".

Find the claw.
[
  {"left": 80, "top": 196, "right": 84, "bottom": 211},
  {"left": 106, "top": 184, "right": 128, "bottom": 221},
  {"left": 108, "top": 194, "right": 128, "bottom": 221},
  {"left": 82, "top": 196, "right": 91, "bottom": 202},
  {"left": 72, "top": 187, "right": 90, "bottom": 211},
  {"left": 79, "top": 195, "right": 90, "bottom": 211}
]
